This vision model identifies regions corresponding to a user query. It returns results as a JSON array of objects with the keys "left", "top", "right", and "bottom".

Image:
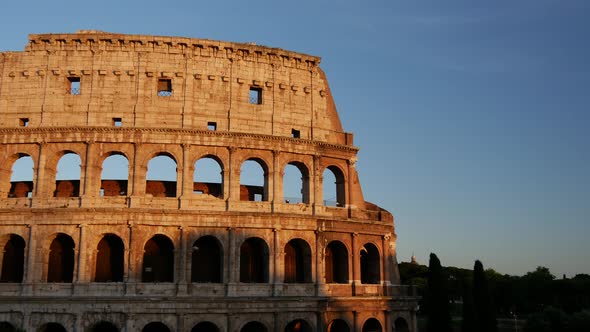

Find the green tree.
[
  {"left": 426, "top": 253, "right": 453, "bottom": 332},
  {"left": 473, "top": 260, "right": 497, "bottom": 332}
]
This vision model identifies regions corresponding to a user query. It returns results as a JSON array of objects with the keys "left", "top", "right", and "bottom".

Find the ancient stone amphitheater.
[{"left": 0, "top": 31, "right": 417, "bottom": 332}]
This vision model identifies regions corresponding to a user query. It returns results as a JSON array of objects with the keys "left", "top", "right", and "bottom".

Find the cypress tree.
[
  {"left": 426, "top": 253, "right": 453, "bottom": 332},
  {"left": 473, "top": 260, "right": 497, "bottom": 332},
  {"left": 461, "top": 277, "right": 476, "bottom": 332}
]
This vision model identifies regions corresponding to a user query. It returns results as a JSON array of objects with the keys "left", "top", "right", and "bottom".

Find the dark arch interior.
[
  {"left": 38, "top": 322, "right": 67, "bottom": 332},
  {"left": 284, "top": 239, "right": 312, "bottom": 283},
  {"left": 394, "top": 317, "right": 409, "bottom": 332},
  {"left": 142, "top": 322, "right": 171, "bottom": 332},
  {"left": 284, "top": 319, "right": 312, "bottom": 332},
  {"left": 95, "top": 234, "right": 125, "bottom": 282},
  {"left": 361, "top": 318, "right": 382, "bottom": 332},
  {"left": 360, "top": 243, "right": 380, "bottom": 284},
  {"left": 142, "top": 235, "right": 174, "bottom": 282},
  {"left": 47, "top": 234, "right": 75, "bottom": 283},
  {"left": 191, "top": 236, "right": 222, "bottom": 283},
  {"left": 0, "top": 322, "right": 16, "bottom": 332},
  {"left": 239, "top": 237, "right": 269, "bottom": 283},
  {"left": 241, "top": 321, "right": 267, "bottom": 332},
  {"left": 325, "top": 241, "right": 349, "bottom": 284},
  {"left": 91, "top": 321, "right": 119, "bottom": 332},
  {"left": 1, "top": 234, "right": 25, "bottom": 282},
  {"left": 327, "top": 319, "right": 350, "bottom": 332},
  {"left": 191, "top": 321, "right": 219, "bottom": 332}
]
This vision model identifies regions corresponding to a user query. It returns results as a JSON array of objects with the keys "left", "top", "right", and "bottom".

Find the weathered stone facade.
[{"left": 0, "top": 31, "right": 418, "bottom": 332}]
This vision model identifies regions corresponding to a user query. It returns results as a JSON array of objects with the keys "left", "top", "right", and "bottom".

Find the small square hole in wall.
[
  {"left": 249, "top": 87, "right": 262, "bottom": 104},
  {"left": 157, "top": 78, "right": 172, "bottom": 96},
  {"left": 113, "top": 118, "right": 122, "bottom": 127},
  {"left": 291, "top": 129, "right": 300, "bottom": 138},
  {"left": 27, "top": 191, "right": 33, "bottom": 198},
  {"left": 99, "top": 188, "right": 105, "bottom": 197},
  {"left": 207, "top": 122, "right": 217, "bottom": 131},
  {"left": 68, "top": 77, "right": 80, "bottom": 95},
  {"left": 19, "top": 118, "right": 29, "bottom": 127}
]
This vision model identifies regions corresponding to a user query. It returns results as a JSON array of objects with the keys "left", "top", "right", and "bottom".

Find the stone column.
[
  {"left": 74, "top": 224, "right": 86, "bottom": 284},
  {"left": 272, "top": 150, "right": 281, "bottom": 210},
  {"left": 312, "top": 155, "right": 321, "bottom": 214},
  {"left": 125, "top": 223, "right": 135, "bottom": 295},
  {"left": 177, "top": 226, "right": 188, "bottom": 295},
  {"left": 180, "top": 143, "right": 192, "bottom": 201},
  {"left": 228, "top": 147, "right": 240, "bottom": 203},
  {"left": 314, "top": 229, "right": 324, "bottom": 296},
  {"left": 22, "top": 224, "right": 35, "bottom": 295},
  {"left": 81, "top": 141, "right": 97, "bottom": 197},
  {"left": 272, "top": 227, "right": 281, "bottom": 296},
  {"left": 226, "top": 227, "right": 236, "bottom": 296},
  {"left": 34, "top": 142, "right": 49, "bottom": 197},
  {"left": 351, "top": 232, "right": 360, "bottom": 295},
  {"left": 382, "top": 234, "right": 391, "bottom": 291}
]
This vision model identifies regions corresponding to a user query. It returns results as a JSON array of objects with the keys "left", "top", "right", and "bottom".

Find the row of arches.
[
  {"left": 0, "top": 317, "right": 410, "bottom": 332},
  {"left": 0, "top": 233, "right": 381, "bottom": 285},
  {"left": 6, "top": 151, "right": 346, "bottom": 206}
]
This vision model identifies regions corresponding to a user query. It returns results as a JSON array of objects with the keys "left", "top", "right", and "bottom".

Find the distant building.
[{"left": 0, "top": 31, "right": 418, "bottom": 332}]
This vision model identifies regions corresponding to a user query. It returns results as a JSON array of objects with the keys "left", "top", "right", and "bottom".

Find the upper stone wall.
[{"left": 0, "top": 31, "right": 350, "bottom": 145}]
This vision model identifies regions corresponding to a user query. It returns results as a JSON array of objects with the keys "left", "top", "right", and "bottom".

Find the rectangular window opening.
[
  {"left": 249, "top": 87, "right": 262, "bottom": 105},
  {"left": 207, "top": 122, "right": 217, "bottom": 131},
  {"left": 291, "top": 129, "right": 300, "bottom": 138},
  {"left": 158, "top": 78, "right": 172, "bottom": 97},
  {"left": 68, "top": 77, "right": 80, "bottom": 95},
  {"left": 19, "top": 118, "right": 30, "bottom": 127},
  {"left": 113, "top": 118, "right": 122, "bottom": 127}
]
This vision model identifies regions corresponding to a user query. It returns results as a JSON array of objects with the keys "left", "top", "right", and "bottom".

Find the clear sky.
[{"left": 1, "top": 0, "right": 588, "bottom": 277}]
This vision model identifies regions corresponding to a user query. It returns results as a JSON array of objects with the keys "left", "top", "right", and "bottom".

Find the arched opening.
[
  {"left": 239, "top": 237, "right": 269, "bottom": 283},
  {"left": 146, "top": 154, "right": 177, "bottom": 197},
  {"left": 325, "top": 241, "right": 349, "bottom": 284},
  {"left": 47, "top": 234, "right": 75, "bottom": 283},
  {"left": 394, "top": 318, "right": 409, "bottom": 332},
  {"left": 361, "top": 318, "right": 382, "bottom": 332},
  {"left": 283, "top": 162, "right": 309, "bottom": 204},
  {"left": 327, "top": 319, "right": 350, "bottom": 332},
  {"left": 142, "top": 235, "right": 174, "bottom": 282},
  {"left": 142, "top": 322, "right": 171, "bottom": 332},
  {"left": 240, "top": 158, "right": 268, "bottom": 201},
  {"left": 94, "top": 234, "right": 124, "bottom": 282},
  {"left": 284, "top": 239, "right": 312, "bottom": 283},
  {"left": 360, "top": 243, "right": 380, "bottom": 284},
  {"left": 240, "top": 322, "right": 268, "bottom": 332},
  {"left": 322, "top": 166, "right": 345, "bottom": 207},
  {"left": 0, "top": 322, "right": 16, "bottom": 332},
  {"left": 8, "top": 154, "right": 34, "bottom": 198},
  {"left": 55, "top": 153, "right": 82, "bottom": 197},
  {"left": 1, "top": 234, "right": 25, "bottom": 282},
  {"left": 100, "top": 153, "right": 129, "bottom": 196},
  {"left": 38, "top": 323, "right": 67, "bottom": 332},
  {"left": 191, "top": 321, "right": 219, "bottom": 332},
  {"left": 90, "top": 321, "right": 119, "bottom": 332},
  {"left": 284, "top": 319, "right": 312, "bottom": 332},
  {"left": 193, "top": 156, "right": 223, "bottom": 198},
  {"left": 191, "top": 236, "right": 222, "bottom": 283}
]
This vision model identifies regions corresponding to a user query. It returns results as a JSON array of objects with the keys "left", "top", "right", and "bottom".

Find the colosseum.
[{"left": 0, "top": 31, "right": 418, "bottom": 332}]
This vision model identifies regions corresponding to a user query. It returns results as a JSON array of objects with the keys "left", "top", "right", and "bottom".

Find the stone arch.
[
  {"left": 100, "top": 152, "right": 129, "bottom": 197},
  {"left": 54, "top": 152, "right": 82, "bottom": 197},
  {"left": 142, "top": 234, "right": 174, "bottom": 282},
  {"left": 0, "top": 234, "right": 26, "bottom": 282},
  {"left": 193, "top": 155, "right": 224, "bottom": 199},
  {"left": 47, "top": 233, "right": 75, "bottom": 283},
  {"left": 146, "top": 153, "right": 178, "bottom": 197},
  {"left": 322, "top": 165, "right": 345, "bottom": 207},
  {"left": 327, "top": 319, "right": 350, "bottom": 332},
  {"left": 240, "top": 321, "right": 268, "bottom": 332},
  {"left": 239, "top": 237, "right": 269, "bottom": 283},
  {"left": 284, "top": 319, "right": 313, "bottom": 332},
  {"left": 361, "top": 318, "right": 382, "bottom": 332},
  {"left": 89, "top": 321, "right": 119, "bottom": 332},
  {"left": 282, "top": 161, "right": 310, "bottom": 204},
  {"left": 142, "top": 322, "right": 171, "bottom": 332},
  {"left": 360, "top": 242, "right": 380, "bottom": 284},
  {"left": 8, "top": 153, "right": 34, "bottom": 198},
  {"left": 94, "top": 234, "right": 125, "bottom": 282},
  {"left": 394, "top": 317, "right": 409, "bottom": 332},
  {"left": 0, "top": 321, "right": 16, "bottom": 332},
  {"left": 239, "top": 157, "right": 269, "bottom": 202},
  {"left": 325, "top": 240, "right": 349, "bottom": 284},
  {"left": 191, "top": 235, "right": 223, "bottom": 283},
  {"left": 37, "top": 322, "right": 67, "bottom": 332},
  {"left": 191, "top": 321, "right": 219, "bottom": 332},
  {"left": 284, "top": 238, "right": 312, "bottom": 283},
  {"left": 0, "top": 145, "right": 38, "bottom": 197}
]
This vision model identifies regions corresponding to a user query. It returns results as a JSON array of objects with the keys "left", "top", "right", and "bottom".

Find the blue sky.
[{"left": 1, "top": 0, "right": 589, "bottom": 277}]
